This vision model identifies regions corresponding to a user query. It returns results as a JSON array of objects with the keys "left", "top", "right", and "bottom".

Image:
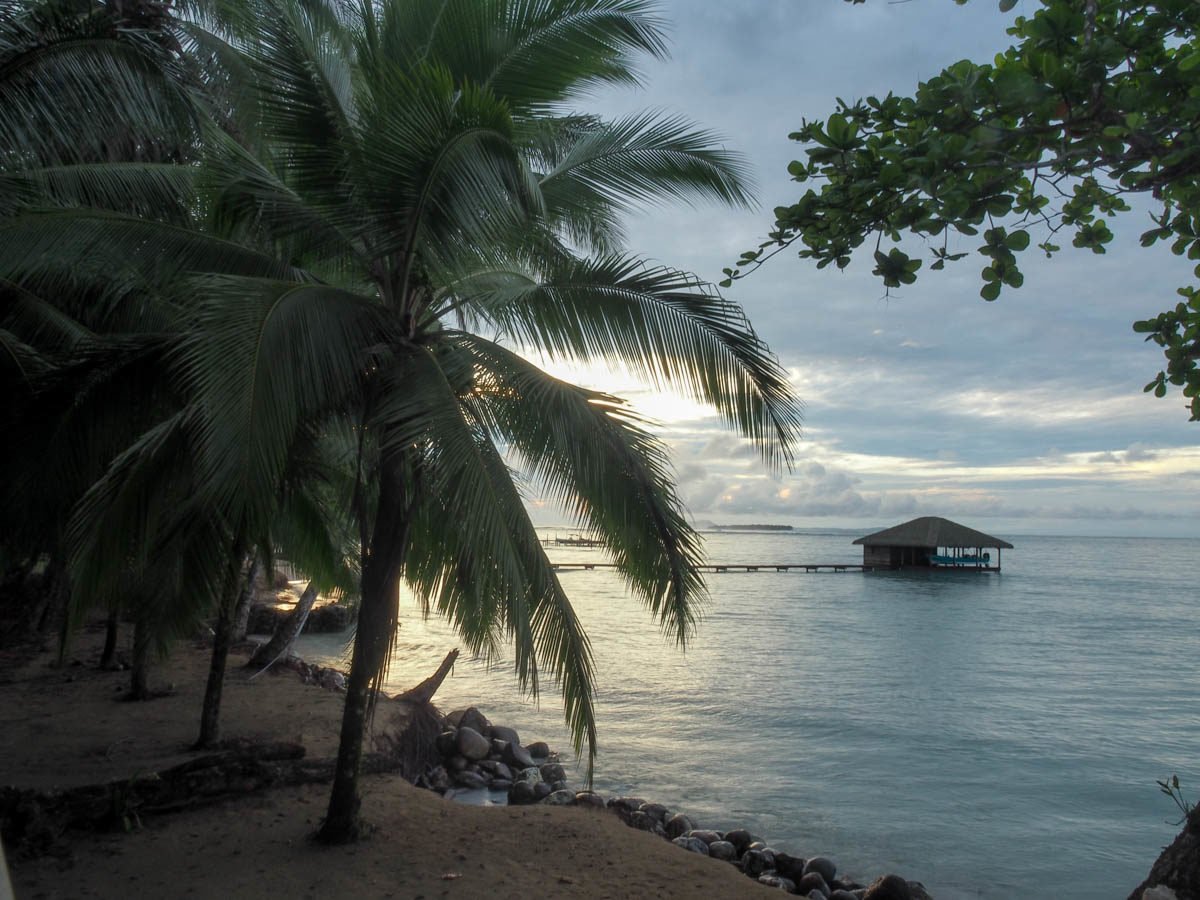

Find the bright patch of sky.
[{"left": 526, "top": 0, "right": 1200, "bottom": 538}]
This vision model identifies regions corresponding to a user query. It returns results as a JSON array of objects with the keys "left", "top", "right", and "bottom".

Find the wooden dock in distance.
[{"left": 549, "top": 562, "right": 878, "bottom": 573}]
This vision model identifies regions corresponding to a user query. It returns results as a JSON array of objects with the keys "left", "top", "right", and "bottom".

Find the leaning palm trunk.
[
  {"left": 196, "top": 531, "right": 248, "bottom": 747},
  {"left": 245, "top": 580, "right": 317, "bottom": 670},
  {"left": 318, "top": 462, "right": 413, "bottom": 843},
  {"left": 230, "top": 556, "right": 261, "bottom": 643}
]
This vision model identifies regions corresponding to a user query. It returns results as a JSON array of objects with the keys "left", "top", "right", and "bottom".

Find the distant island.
[{"left": 707, "top": 523, "right": 794, "bottom": 532}]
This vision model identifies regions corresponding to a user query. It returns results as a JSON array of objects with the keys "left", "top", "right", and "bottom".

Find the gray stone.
[
  {"left": 517, "top": 766, "right": 542, "bottom": 786},
  {"left": 906, "top": 883, "right": 933, "bottom": 900},
  {"left": 1143, "top": 889, "right": 1179, "bottom": 900},
  {"left": 707, "top": 840, "right": 737, "bottom": 862},
  {"left": 797, "top": 872, "right": 831, "bottom": 898},
  {"left": 574, "top": 791, "right": 605, "bottom": 808},
  {"left": 725, "top": 829, "right": 760, "bottom": 854},
  {"left": 759, "top": 875, "right": 796, "bottom": 891},
  {"left": 458, "top": 707, "right": 490, "bottom": 735},
  {"left": 453, "top": 770, "right": 488, "bottom": 789},
  {"left": 627, "top": 811, "right": 665, "bottom": 835},
  {"left": 741, "top": 849, "right": 775, "bottom": 878},
  {"left": 526, "top": 740, "right": 550, "bottom": 758},
  {"left": 447, "top": 754, "right": 469, "bottom": 772},
  {"left": 664, "top": 813, "right": 695, "bottom": 839},
  {"left": 489, "top": 738, "right": 508, "bottom": 758},
  {"left": 829, "top": 891, "right": 860, "bottom": 900},
  {"left": 608, "top": 796, "right": 646, "bottom": 813},
  {"left": 748, "top": 841, "right": 767, "bottom": 852},
  {"left": 477, "top": 759, "right": 512, "bottom": 780},
  {"left": 533, "top": 782, "right": 553, "bottom": 800},
  {"left": 489, "top": 779, "right": 512, "bottom": 792},
  {"left": 455, "top": 726, "right": 491, "bottom": 761},
  {"left": 435, "top": 729, "right": 458, "bottom": 756},
  {"left": 489, "top": 724, "right": 520, "bottom": 746},
  {"left": 805, "top": 856, "right": 838, "bottom": 885},
  {"left": 540, "top": 762, "right": 566, "bottom": 784},
  {"left": 863, "top": 874, "right": 911, "bottom": 900},
  {"left": 637, "top": 802, "right": 669, "bottom": 823},
  {"left": 428, "top": 766, "right": 450, "bottom": 793},
  {"left": 774, "top": 852, "right": 807, "bottom": 881},
  {"left": 502, "top": 741, "right": 536, "bottom": 770},
  {"left": 671, "top": 836, "right": 710, "bottom": 855},
  {"left": 543, "top": 790, "right": 575, "bottom": 806},
  {"left": 508, "top": 781, "right": 537, "bottom": 805},
  {"left": 550, "top": 780, "right": 568, "bottom": 792}
]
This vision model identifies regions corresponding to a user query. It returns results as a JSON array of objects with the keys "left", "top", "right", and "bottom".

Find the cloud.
[{"left": 1124, "top": 442, "right": 1158, "bottom": 462}]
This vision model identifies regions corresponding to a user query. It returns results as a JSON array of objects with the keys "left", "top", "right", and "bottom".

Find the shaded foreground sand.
[{"left": 3, "top": 624, "right": 775, "bottom": 899}]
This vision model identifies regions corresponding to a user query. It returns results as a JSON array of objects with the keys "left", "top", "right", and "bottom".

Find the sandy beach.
[{"left": 2, "top": 622, "right": 776, "bottom": 899}]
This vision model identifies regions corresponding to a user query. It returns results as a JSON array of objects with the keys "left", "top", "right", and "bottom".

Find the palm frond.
[
  {"left": 456, "top": 332, "right": 706, "bottom": 645},
  {"left": 175, "top": 276, "right": 389, "bottom": 529},
  {"left": 0, "top": 0, "right": 199, "bottom": 166},
  {"left": 537, "top": 110, "right": 756, "bottom": 232},
  {"left": 384, "top": 342, "right": 598, "bottom": 775},
  {"left": 454, "top": 254, "right": 803, "bottom": 471},
  {"left": 0, "top": 162, "right": 199, "bottom": 223}
]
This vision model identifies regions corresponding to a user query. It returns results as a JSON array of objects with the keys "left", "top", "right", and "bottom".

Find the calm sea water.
[{"left": 294, "top": 531, "right": 1200, "bottom": 899}]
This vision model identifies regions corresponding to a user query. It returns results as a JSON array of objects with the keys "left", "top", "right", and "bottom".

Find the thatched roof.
[{"left": 852, "top": 516, "right": 1013, "bottom": 549}]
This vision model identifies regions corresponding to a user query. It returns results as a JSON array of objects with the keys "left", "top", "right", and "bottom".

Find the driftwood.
[
  {"left": 394, "top": 648, "right": 458, "bottom": 706},
  {"left": 0, "top": 741, "right": 407, "bottom": 859}
]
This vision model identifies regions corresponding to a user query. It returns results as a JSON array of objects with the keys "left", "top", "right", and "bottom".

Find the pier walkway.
[{"left": 550, "top": 562, "right": 878, "bottom": 573}]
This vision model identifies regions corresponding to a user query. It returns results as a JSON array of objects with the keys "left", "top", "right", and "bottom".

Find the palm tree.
[
  {"left": 180, "top": 0, "right": 802, "bottom": 842},
  {"left": 3, "top": 0, "right": 801, "bottom": 844}
]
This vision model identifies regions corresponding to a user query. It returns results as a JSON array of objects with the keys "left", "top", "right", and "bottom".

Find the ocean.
[{"left": 293, "top": 530, "right": 1200, "bottom": 899}]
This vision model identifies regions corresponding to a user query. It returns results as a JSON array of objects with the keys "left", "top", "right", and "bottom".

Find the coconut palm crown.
[
  {"left": 179, "top": 0, "right": 804, "bottom": 841},
  {"left": 3, "top": 0, "right": 802, "bottom": 843}
]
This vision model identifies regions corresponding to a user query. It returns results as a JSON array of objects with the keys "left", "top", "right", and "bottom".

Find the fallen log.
[
  {"left": 0, "top": 741, "right": 406, "bottom": 859},
  {"left": 393, "top": 648, "right": 458, "bottom": 706}
]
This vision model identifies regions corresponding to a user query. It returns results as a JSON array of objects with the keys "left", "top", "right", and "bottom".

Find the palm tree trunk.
[
  {"left": 318, "top": 465, "right": 412, "bottom": 843},
  {"left": 245, "top": 580, "right": 317, "bottom": 670},
  {"left": 196, "top": 601, "right": 232, "bottom": 747},
  {"left": 231, "top": 556, "right": 261, "bottom": 643},
  {"left": 129, "top": 613, "right": 151, "bottom": 700},
  {"left": 195, "top": 530, "right": 248, "bottom": 748},
  {"left": 99, "top": 610, "right": 119, "bottom": 669}
]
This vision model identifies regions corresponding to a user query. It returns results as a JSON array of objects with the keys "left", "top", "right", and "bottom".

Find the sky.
[{"left": 530, "top": 1, "right": 1200, "bottom": 539}]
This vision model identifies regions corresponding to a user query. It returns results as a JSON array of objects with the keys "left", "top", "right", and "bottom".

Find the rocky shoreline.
[
  {"left": 262, "top": 649, "right": 935, "bottom": 899},
  {"left": 261, "top": 646, "right": 934, "bottom": 898},
  {"left": 423, "top": 705, "right": 934, "bottom": 900}
]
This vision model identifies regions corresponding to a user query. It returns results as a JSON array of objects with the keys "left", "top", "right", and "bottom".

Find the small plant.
[
  {"left": 1156, "top": 774, "right": 1195, "bottom": 826},
  {"left": 106, "top": 774, "right": 144, "bottom": 833}
]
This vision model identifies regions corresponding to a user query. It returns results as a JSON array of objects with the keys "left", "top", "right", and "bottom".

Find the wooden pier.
[{"left": 549, "top": 562, "right": 878, "bottom": 573}]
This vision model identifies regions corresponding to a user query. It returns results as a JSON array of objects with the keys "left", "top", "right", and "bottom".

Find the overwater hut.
[{"left": 853, "top": 516, "right": 1013, "bottom": 570}]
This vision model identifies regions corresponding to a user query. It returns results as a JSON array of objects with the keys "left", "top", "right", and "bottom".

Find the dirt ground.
[{"left": 2, "top": 624, "right": 774, "bottom": 899}]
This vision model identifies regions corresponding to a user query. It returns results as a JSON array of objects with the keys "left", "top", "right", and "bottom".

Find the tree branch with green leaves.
[{"left": 733, "top": 0, "right": 1200, "bottom": 419}]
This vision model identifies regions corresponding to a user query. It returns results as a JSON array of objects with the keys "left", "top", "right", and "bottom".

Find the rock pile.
[
  {"left": 246, "top": 601, "right": 352, "bottom": 635},
  {"left": 418, "top": 706, "right": 934, "bottom": 898}
]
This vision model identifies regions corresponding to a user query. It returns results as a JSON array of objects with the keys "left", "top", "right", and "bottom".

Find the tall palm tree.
[
  {"left": 3, "top": 0, "right": 802, "bottom": 844},
  {"left": 181, "top": 0, "right": 802, "bottom": 842}
]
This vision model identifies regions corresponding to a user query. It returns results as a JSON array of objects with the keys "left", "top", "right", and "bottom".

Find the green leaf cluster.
[{"left": 741, "top": 0, "right": 1200, "bottom": 420}]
